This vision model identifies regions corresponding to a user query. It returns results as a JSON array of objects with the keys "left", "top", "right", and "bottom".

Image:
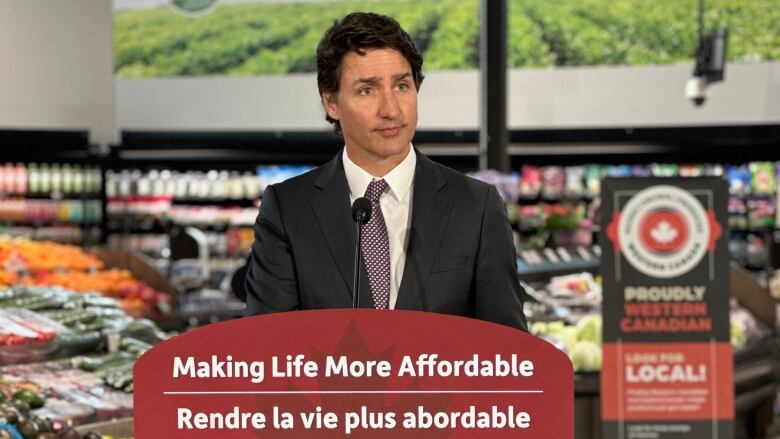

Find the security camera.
[
  {"left": 685, "top": 76, "right": 707, "bottom": 107},
  {"left": 686, "top": 28, "right": 728, "bottom": 107}
]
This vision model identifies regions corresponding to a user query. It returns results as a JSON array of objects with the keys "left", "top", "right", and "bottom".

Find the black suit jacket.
[{"left": 245, "top": 150, "right": 528, "bottom": 331}]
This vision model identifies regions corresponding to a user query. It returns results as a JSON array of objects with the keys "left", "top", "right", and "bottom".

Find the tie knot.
[{"left": 364, "top": 179, "right": 389, "bottom": 203}]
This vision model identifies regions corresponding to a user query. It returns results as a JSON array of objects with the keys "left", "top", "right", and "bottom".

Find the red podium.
[{"left": 135, "top": 310, "right": 573, "bottom": 438}]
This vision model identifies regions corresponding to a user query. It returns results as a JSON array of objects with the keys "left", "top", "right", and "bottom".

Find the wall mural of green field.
[{"left": 113, "top": 0, "right": 779, "bottom": 78}]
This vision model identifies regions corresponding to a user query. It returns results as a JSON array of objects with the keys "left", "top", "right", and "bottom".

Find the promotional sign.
[
  {"left": 134, "top": 309, "right": 573, "bottom": 438},
  {"left": 601, "top": 178, "right": 733, "bottom": 438}
]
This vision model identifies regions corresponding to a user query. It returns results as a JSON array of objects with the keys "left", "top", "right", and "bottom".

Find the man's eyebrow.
[
  {"left": 352, "top": 76, "right": 380, "bottom": 85},
  {"left": 351, "top": 72, "right": 412, "bottom": 86}
]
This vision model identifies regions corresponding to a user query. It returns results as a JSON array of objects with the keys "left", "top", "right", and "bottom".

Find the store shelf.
[
  {"left": 172, "top": 198, "right": 259, "bottom": 207},
  {"left": 151, "top": 301, "right": 246, "bottom": 332},
  {"left": 517, "top": 246, "right": 601, "bottom": 283},
  {"left": 0, "top": 220, "right": 101, "bottom": 226}
]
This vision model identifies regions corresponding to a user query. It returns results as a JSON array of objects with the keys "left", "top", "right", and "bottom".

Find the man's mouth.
[{"left": 376, "top": 126, "right": 402, "bottom": 136}]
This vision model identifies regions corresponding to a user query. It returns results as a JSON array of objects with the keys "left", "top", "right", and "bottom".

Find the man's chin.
[{"left": 374, "top": 142, "right": 412, "bottom": 160}]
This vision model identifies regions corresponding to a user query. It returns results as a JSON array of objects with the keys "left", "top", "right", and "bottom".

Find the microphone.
[
  {"left": 352, "top": 197, "right": 372, "bottom": 224},
  {"left": 351, "top": 198, "right": 372, "bottom": 309}
]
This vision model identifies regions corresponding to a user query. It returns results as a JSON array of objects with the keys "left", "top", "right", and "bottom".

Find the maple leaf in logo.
[
  {"left": 650, "top": 220, "right": 678, "bottom": 244},
  {"left": 251, "top": 319, "right": 451, "bottom": 439}
]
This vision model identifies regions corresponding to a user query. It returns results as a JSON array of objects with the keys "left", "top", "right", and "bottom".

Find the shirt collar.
[{"left": 342, "top": 145, "right": 416, "bottom": 202}]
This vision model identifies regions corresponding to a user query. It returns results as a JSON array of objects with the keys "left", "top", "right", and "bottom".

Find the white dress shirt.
[{"left": 343, "top": 147, "right": 416, "bottom": 309}]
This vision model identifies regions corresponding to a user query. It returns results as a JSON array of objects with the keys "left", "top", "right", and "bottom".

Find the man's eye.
[
  {"left": 358, "top": 88, "right": 372, "bottom": 96},
  {"left": 397, "top": 82, "right": 409, "bottom": 91}
]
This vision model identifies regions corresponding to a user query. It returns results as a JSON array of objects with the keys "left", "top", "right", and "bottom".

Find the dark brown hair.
[{"left": 316, "top": 12, "right": 424, "bottom": 135}]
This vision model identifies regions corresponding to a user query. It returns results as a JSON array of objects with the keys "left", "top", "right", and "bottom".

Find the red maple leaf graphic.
[{"left": 251, "top": 318, "right": 452, "bottom": 438}]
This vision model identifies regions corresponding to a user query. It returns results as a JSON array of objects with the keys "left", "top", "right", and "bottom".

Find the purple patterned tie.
[{"left": 361, "top": 179, "right": 390, "bottom": 309}]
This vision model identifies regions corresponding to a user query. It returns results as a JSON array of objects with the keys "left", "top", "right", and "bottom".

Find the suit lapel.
[
  {"left": 310, "top": 154, "right": 374, "bottom": 308},
  {"left": 395, "top": 152, "right": 452, "bottom": 310}
]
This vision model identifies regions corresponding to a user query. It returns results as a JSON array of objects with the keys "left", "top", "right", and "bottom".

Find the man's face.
[{"left": 323, "top": 48, "right": 418, "bottom": 167}]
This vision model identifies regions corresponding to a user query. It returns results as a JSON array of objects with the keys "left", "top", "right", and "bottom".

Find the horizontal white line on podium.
[{"left": 163, "top": 390, "right": 544, "bottom": 395}]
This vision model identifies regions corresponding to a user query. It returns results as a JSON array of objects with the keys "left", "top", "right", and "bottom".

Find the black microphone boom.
[{"left": 350, "top": 197, "right": 372, "bottom": 309}]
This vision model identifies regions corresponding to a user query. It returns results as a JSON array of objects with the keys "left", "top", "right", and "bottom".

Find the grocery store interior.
[{"left": 1, "top": 0, "right": 779, "bottom": 438}]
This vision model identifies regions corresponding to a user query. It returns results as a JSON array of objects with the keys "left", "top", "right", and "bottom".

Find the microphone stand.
[{"left": 352, "top": 213, "right": 364, "bottom": 309}]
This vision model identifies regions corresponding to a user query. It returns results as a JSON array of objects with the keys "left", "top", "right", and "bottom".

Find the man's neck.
[{"left": 345, "top": 146, "right": 411, "bottom": 178}]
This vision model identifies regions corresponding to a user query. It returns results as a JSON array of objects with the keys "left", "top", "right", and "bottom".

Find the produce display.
[
  {"left": 0, "top": 309, "right": 68, "bottom": 366},
  {"left": 20, "top": 271, "right": 170, "bottom": 318},
  {"left": 0, "top": 282, "right": 167, "bottom": 437},
  {"left": 530, "top": 302, "right": 770, "bottom": 373},
  {"left": 0, "top": 239, "right": 172, "bottom": 317},
  {"left": 529, "top": 272, "right": 602, "bottom": 308},
  {"left": 472, "top": 161, "right": 780, "bottom": 271},
  {"left": 0, "top": 360, "right": 133, "bottom": 438},
  {"left": 531, "top": 315, "right": 603, "bottom": 373},
  {"left": 0, "top": 285, "right": 166, "bottom": 365},
  {"left": 0, "top": 241, "right": 102, "bottom": 273}
]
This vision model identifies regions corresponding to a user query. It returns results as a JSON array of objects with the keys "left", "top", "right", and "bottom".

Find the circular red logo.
[{"left": 639, "top": 210, "right": 689, "bottom": 254}]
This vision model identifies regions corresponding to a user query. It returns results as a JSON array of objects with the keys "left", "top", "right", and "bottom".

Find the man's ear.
[{"left": 322, "top": 92, "right": 340, "bottom": 121}]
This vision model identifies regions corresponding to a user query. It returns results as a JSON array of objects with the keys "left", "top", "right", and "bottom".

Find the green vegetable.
[
  {"left": 530, "top": 322, "right": 548, "bottom": 335},
  {"left": 576, "top": 315, "right": 602, "bottom": 345},
  {"left": 53, "top": 331, "right": 103, "bottom": 357},
  {"left": 73, "top": 351, "right": 135, "bottom": 372},
  {"left": 12, "top": 390, "right": 43, "bottom": 410},
  {"left": 571, "top": 341, "right": 602, "bottom": 372},
  {"left": 17, "top": 419, "right": 38, "bottom": 439},
  {"left": 731, "top": 322, "right": 747, "bottom": 350},
  {"left": 119, "top": 337, "right": 152, "bottom": 355}
]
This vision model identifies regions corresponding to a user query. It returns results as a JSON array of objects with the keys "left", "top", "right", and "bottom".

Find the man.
[{"left": 245, "top": 12, "right": 527, "bottom": 331}]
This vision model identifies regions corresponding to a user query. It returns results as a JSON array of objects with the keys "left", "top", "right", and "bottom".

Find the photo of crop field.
[{"left": 114, "top": 0, "right": 780, "bottom": 78}]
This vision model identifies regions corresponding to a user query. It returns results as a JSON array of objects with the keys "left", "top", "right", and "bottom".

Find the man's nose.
[{"left": 378, "top": 90, "right": 401, "bottom": 119}]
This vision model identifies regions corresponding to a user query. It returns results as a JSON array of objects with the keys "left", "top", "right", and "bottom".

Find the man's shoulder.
[
  {"left": 267, "top": 164, "right": 325, "bottom": 198},
  {"left": 425, "top": 157, "right": 493, "bottom": 199}
]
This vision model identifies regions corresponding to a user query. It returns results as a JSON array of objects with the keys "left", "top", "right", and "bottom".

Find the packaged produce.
[
  {"left": 467, "top": 170, "right": 519, "bottom": 202},
  {"left": 629, "top": 165, "right": 652, "bottom": 178},
  {"left": 0, "top": 360, "right": 133, "bottom": 427},
  {"left": 728, "top": 196, "right": 748, "bottom": 231},
  {"left": 679, "top": 164, "right": 703, "bottom": 177},
  {"left": 0, "top": 309, "right": 70, "bottom": 365},
  {"left": 704, "top": 164, "right": 724, "bottom": 177},
  {"left": 747, "top": 198, "right": 775, "bottom": 229},
  {"left": 564, "top": 167, "right": 585, "bottom": 198},
  {"left": 519, "top": 166, "right": 542, "bottom": 199},
  {"left": 584, "top": 165, "right": 604, "bottom": 199},
  {"left": 548, "top": 273, "right": 600, "bottom": 300},
  {"left": 651, "top": 163, "right": 679, "bottom": 177},
  {"left": 0, "top": 285, "right": 166, "bottom": 363},
  {"left": 727, "top": 165, "right": 752, "bottom": 196},
  {"left": 730, "top": 301, "right": 771, "bottom": 349},
  {"left": 517, "top": 204, "right": 546, "bottom": 231},
  {"left": 749, "top": 161, "right": 777, "bottom": 196},
  {"left": 606, "top": 165, "right": 631, "bottom": 178},
  {"left": 541, "top": 167, "right": 566, "bottom": 199}
]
